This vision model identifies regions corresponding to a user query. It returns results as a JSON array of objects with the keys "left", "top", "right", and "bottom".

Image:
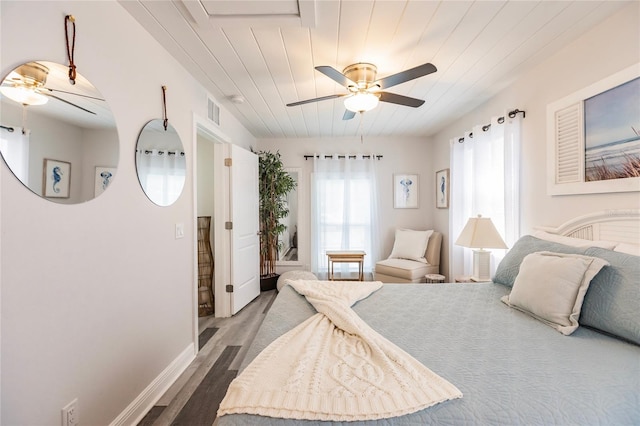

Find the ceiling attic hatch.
[{"left": 180, "top": 0, "right": 317, "bottom": 28}]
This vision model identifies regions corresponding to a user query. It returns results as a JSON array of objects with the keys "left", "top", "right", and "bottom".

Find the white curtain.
[
  {"left": 449, "top": 113, "right": 522, "bottom": 279},
  {"left": 0, "top": 127, "right": 29, "bottom": 184},
  {"left": 136, "top": 149, "right": 186, "bottom": 205},
  {"left": 311, "top": 154, "right": 380, "bottom": 277}
]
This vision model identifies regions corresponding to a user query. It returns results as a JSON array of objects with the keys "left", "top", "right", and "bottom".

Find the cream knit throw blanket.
[{"left": 218, "top": 280, "right": 462, "bottom": 421}]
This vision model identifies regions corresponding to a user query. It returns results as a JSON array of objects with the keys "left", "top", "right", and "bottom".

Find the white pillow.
[
  {"left": 613, "top": 243, "right": 640, "bottom": 257},
  {"left": 388, "top": 229, "right": 433, "bottom": 263},
  {"left": 501, "top": 251, "right": 609, "bottom": 335},
  {"left": 532, "top": 230, "right": 617, "bottom": 250}
]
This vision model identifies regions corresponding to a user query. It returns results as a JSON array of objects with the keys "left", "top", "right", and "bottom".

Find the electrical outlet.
[{"left": 62, "top": 398, "right": 79, "bottom": 426}]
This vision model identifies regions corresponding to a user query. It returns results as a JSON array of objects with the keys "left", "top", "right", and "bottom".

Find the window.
[
  {"left": 311, "top": 156, "right": 379, "bottom": 276},
  {"left": 450, "top": 113, "right": 522, "bottom": 279}
]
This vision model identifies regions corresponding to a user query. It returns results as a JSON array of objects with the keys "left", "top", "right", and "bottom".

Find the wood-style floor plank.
[
  {"left": 198, "top": 327, "right": 218, "bottom": 350},
  {"left": 171, "top": 346, "right": 240, "bottom": 426},
  {"left": 139, "top": 290, "right": 277, "bottom": 426}
]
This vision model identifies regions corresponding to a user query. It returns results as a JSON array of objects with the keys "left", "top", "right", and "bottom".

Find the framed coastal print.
[
  {"left": 436, "top": 168, "right": 449, "bottom": 209},
  {"left": 94, "top": 166, "right": 116, "bottom": 196},
  {"left": 547, "top": 63, "right": 640, "bottom": 195},
  {"left": 43, "top": 159, "right": 71, "bottom": 198},
  {"left": 394, "top": 173, "right": 418, "bottom": 208}
]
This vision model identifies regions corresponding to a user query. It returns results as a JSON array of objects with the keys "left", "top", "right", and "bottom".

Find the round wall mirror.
[
  {"left": 0, "top": 61, "right": 119, "bottom": 203},
  {"left": 135, "top": 119, "right": 186, "bottom": 206}
]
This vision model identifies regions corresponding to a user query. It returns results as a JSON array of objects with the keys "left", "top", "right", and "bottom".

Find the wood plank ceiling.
[{"left": 119, "top": 0, "right": 630, "bottom": 139}]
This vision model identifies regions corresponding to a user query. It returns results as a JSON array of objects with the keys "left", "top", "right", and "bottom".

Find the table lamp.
[{"left": 455, "top": 215, "right": 508, "bottom": 281}]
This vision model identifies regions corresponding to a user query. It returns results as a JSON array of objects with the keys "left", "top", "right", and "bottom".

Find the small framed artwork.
[
  {"left": 43, "top": 159, "right": 71, "bottom": 198},
  {"left": 436, "top": 168, "right": 449, "bottom": 209},
  {"left": 393, "top": 173, "right": 418, "bottom": 208},
  {"left": 94, "top": 166, "right": 116, "bottom": 196}
]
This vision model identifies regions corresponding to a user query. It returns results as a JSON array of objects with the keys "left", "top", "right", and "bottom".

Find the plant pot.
[{"left": 260, "top": 273, "right": 280, "bottom": 292}]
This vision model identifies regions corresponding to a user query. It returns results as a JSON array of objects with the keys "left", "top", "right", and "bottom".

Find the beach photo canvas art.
[{"left": 584, "top": 77, "right": 640, "bottom": 182}]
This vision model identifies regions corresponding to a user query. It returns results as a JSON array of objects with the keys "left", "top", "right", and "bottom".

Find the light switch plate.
[{"left": 175, "top": 223, "right": 184, "bottom": 239}]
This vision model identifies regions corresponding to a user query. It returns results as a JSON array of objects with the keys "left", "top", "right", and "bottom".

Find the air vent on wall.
[{"left": 208, "top": 98, "right": 220, "bottom": 125}]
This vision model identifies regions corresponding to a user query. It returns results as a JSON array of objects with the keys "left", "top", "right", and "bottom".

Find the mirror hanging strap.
[
  {"left": 65, "top": 15, "right": 77, "bottom": 85},
  {"left": 162, "top": 85, "right": 169, "bottom": 131}
]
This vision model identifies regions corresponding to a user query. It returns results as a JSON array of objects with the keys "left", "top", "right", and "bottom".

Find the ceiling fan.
[
  {"left": 286, "top": 62, "right": 437, "bottom": 120},
  {"left": 0, "top": 62, "right": 103, "bottom": 114}
]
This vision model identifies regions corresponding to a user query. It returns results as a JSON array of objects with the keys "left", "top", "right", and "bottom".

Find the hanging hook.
[
  {"left": 65, "top": 15, "right": 77, "bottom": 85},
  {"left": 162, "top": 86, "right": 168, "bottom": 131}
]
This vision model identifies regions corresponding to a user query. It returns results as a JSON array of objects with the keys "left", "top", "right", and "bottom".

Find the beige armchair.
[{"left": 374, "top": 231, "right": 442, "bottom": 283}]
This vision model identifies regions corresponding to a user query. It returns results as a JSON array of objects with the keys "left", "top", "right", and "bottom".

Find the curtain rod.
[
  {"left": 457, "top": 108, "right": 525, "bottom": 143},
  {"left": 304, "top": 154, "right": 383, "bottom": 160},
  {"left": 1, "top": 125, "right": 15, "bottom": 133},
  {"left": 137, "top": 149, "right": 185, "bottom": 156}
]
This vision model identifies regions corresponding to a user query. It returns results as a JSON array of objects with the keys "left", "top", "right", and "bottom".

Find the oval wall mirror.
[
  {"left": 0, "top": 61, "right": 119, "bottom": 203},
  {"left": 135, "top": 119, "right": 186, "bottom": 206}
]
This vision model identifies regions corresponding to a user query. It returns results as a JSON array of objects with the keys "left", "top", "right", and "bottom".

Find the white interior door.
[{"left": 229, "top": 144, "right": 260, "bottom": 314}]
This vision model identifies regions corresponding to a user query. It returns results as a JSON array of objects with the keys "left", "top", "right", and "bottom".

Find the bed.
[{"left": 217, "top": 210, "right": 640, "bottom": 425}]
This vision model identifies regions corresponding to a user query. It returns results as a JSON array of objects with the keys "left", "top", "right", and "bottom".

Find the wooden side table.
[
  {"left": 425, "top": 274, "right": 445, "bottom": 283},
  {"left": 326, "top": 250, "right": 366, "bottom": 281}
]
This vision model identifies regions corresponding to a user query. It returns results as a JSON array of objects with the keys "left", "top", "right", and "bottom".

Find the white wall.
[
  {"left": 0, "top": 1, "right": 254, "bottom": 424},
  {"left": 81, "top": 128, "right": 120, "bottom": 201},
  {"left": 197, "top": 134, "right": 215, "bottom": 218},
  {"left": 430, "top": 2, "right": 640, "bottom": 279},
  {"left": 257, "top": 135, "right": 435, "bottom": 273}
]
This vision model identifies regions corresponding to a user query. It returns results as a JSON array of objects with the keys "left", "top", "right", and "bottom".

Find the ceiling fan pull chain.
[
  {"left": 65, "top": 15, "right": 77, "bottom": 85},
  {"left": 162, "top": 86, "right": 168, "bottom": 131}
]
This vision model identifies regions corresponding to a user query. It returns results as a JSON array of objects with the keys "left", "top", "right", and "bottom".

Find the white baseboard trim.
[{"left": 109, "top": 343, "right": 196, "bottom": 426}]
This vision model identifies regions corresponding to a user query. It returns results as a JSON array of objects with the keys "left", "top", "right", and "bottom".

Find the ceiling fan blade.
[
  {"left": 42, "top": 92, "right": 97, "bottom": 115},
  {"left": 373, "top": 63, "right": 437, "bottom": 90},
  {"left": 315, "top": 66, "right": 357, "bottom": 88},
  {"left": 43, "top": 87, "right": 105, "bottom": 101},
  {"left": 286, "top": 94, "right": 345, "bottom": 107},
  {"left": 342, "top": 110, "right": 356, "bottom": 120},
  {"left": 379, "top": 92, "right": 425, "bottom": 108}
]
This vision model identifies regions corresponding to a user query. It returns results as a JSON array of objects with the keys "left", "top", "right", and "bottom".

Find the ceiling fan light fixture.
[
  {"left": 0, "top": 86, "right": 48, "bottom": 106},
  {"left": 344, "top": 92, "right": 379, "bottom": 113}
]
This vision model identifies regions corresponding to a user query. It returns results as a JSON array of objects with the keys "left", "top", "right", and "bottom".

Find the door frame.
[{"left": 191, "top": 113, "right": 233, "bottom": 347}]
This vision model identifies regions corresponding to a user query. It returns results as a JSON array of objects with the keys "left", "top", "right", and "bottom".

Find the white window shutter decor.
[{"left": 554, "top": 102, "right": 583, "bottom": 184}]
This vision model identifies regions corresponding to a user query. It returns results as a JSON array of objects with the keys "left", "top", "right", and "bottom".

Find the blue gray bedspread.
[{"left": 218, "top": 283, "right": 640, "bottom": 425}]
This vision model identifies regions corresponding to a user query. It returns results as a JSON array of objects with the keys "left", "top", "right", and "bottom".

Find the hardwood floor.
[{"left": 138, "top": 290, "right": 278, "bottom": 426}]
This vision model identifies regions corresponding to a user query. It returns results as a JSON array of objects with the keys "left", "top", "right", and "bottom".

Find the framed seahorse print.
[
  {"left": 43, "top": 159, "right": 71, "bottom": 198},
  {"left": 436, "top": 168, "right": 449, "bottom": 209}
]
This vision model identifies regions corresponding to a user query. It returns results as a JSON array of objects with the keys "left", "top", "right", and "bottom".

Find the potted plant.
[{"left": 255, "top": 149, "right": 297, "bottom": 291}]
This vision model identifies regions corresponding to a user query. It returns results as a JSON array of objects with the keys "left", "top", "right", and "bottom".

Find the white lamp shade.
[
  {"left": 455, "top": 215, "right": 508, "bottom": 249},
  {"left": 343, "top": 92, "right": 379, "bottom": 112}
]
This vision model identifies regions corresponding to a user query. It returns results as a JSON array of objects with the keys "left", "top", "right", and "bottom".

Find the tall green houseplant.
[{"left": 256, "top": 150, "right": 297, "bottom": 278}]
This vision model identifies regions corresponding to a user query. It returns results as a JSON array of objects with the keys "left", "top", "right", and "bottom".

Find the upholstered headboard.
[{"left": 426, "top": 231, "right": 442, "bottom": 266}]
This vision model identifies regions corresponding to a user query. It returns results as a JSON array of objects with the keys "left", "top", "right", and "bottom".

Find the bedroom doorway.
[
  {"left": 195, "top": 122, "right": 219, "bottom": 327},
  {"left": 193, "top": 115, "right": 260, "bottom": 330}
]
